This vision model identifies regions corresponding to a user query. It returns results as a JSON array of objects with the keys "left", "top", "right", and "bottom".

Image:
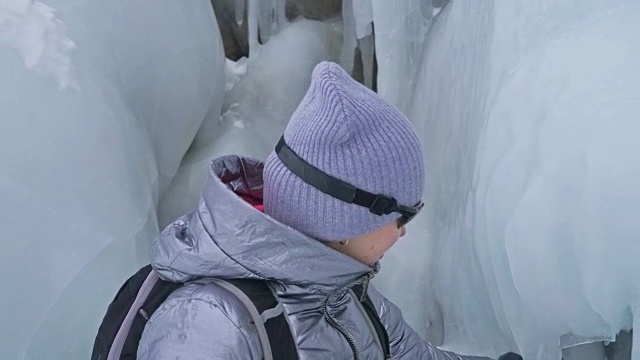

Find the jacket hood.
[{"left": 152, "top": 155, "right": 374, "bottom": 294}]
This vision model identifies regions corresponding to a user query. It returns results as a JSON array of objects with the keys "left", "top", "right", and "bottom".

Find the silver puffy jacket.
[{"left": 138, "top": 156, "right": 492, "bottom": 360}]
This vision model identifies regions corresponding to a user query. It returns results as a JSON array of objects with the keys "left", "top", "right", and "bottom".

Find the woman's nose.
[{"left": 399, "top": 226, "right": 407, "bottom": 237}]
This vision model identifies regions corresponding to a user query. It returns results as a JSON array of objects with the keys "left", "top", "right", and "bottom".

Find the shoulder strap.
[
  {"left": 193, "top": 278, "right": 299, "bottom": 360},
  {"left": 120, "top": 274, "right": 182, "bottom": 359},
  {"left": 106, "top": 268, "right": 158, "bottom": 360},
  {"left": 105, "top": 268, "right": 183, "bottom": 360},
  {"left": 351, "top": 285, "right": 392, "bottom": 359}
]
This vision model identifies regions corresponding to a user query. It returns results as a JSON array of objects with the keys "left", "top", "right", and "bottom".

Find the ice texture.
[
  {"left": 369, "top": 1, "right": 640, "bottom": 359},
  {"left": 340, "top": 0, "right": 376, "bottom": 88},
  {"left": 246, "top": 0, "right": 287, "bottom": 58},
  {"left": 369, "top": 0, "right": 435, "bottom": 110},
  {"left": 158, "top": 18, "right": 342, "bottom": 227},
  {"left": 340, "top": 0, "right": 357, "bottom": 73},
  {"left": 0, "top": 0, "right": 224, "bottom": 358}
]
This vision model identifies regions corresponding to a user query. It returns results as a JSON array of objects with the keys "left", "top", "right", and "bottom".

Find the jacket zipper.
[
  {"left": 358, "top": 273, "right": 394, "bottom": 359},
  {"left": 323, "top": 302, "right": 360, "bottom": 360},
  {"left": 359, "top": 273, "right": 374, "bottom": 302},
  {"left": 322, "top": 271, "right": 378, "bottom": 360}
]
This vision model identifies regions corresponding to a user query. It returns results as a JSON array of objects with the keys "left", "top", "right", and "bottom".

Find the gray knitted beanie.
[{"left": 263, "top": 61, "right": 424, "bottom": 241}]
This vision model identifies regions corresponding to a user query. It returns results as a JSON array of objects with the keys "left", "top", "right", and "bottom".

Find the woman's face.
[{"left": 329, "top": 220, "right": 406, "bottom": 266}]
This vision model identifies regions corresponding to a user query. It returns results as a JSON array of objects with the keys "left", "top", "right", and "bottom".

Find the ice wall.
[
  {"left": 0, "top": 0, "right": 224, "bottom": 358},
  {"left": 479, "top": 4, "right": 640, "bottom": 357},
  {"left": 369, "top": 1, "right": 640, "bottom": 359},
  {"left": 369, "top": 0, "right": 435, "bottom": 109},
  {"left": 158, "top": 17, "right": 342, "bottom": 227}
]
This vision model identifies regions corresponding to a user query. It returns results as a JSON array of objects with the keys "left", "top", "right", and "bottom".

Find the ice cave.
[{"left": 1, "top": 0, "right": 638, "bottom": 359}]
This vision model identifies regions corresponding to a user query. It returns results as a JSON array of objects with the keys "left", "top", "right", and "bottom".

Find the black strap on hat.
[{"left": 275, "top": 136, "right": 423, "bottom": 220}]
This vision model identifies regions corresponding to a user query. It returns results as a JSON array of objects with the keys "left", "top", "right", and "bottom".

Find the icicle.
[
  {"left": 258, "top": 0, "right": 273, "bottom": 43},
  {"left": 358, "top": 33, "right": 375, "bottom": 89},
  {"left": 247, "top": 0, "right": 260, "bottom": 58},
  {"left": 274, "top": 0, "right": 287, "bottom": 35},
  {"left": 353, "top": 0, "right": 373, "bottom": 39},
  {"left": 234, "top": 0, "right": 244, "bottom": 25},
  {"left": 340, "top": 0, "right": 357, "bottom": 73},
  {"left": 349, "top": 0, "right": 375, "bottom": 88}
]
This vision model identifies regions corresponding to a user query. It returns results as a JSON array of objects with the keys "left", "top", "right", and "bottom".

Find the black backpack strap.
[
  {"left": 94, "top": 268, "right": 299, "bottom": 360},
  {"left": 92, "top": 266, "right": 183, "bottom": 360},
  {"left": 120, "top": 276, "right": 181, "bottom": 359},
  {"left": 92, "top": 265, "right": 153, "bottom": 360},
  {"left": 351, "top": 285, "right": 392, "bottom": 359},
  {"left": 194, "top": 278, "right": 299, "bottom": 360}
]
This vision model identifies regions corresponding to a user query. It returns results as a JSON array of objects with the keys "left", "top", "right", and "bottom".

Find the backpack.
[{"left": 91, "top": 265, "right": 391, "bottom": 360}]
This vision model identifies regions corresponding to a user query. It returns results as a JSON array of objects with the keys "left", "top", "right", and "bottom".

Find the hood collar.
[{"left": 152, "top": 156, "right": 375, "bottom": 295}]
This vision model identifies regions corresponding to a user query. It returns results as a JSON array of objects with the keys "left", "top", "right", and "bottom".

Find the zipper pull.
[
  {"left": 360, "top": 273, "right": 373, "bottom": 302},
  {"left": 138, "top": 308, "right": 150, "bottom": 321}
]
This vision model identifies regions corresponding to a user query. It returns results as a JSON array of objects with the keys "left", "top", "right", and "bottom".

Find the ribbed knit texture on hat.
[{"left": 264, "top": 62, "right": 424, "bottom": 241}]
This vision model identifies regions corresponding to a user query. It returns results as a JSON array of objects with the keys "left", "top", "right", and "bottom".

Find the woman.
[{"left": 137, "top": 62, "right": 515, "bottom": 359}]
